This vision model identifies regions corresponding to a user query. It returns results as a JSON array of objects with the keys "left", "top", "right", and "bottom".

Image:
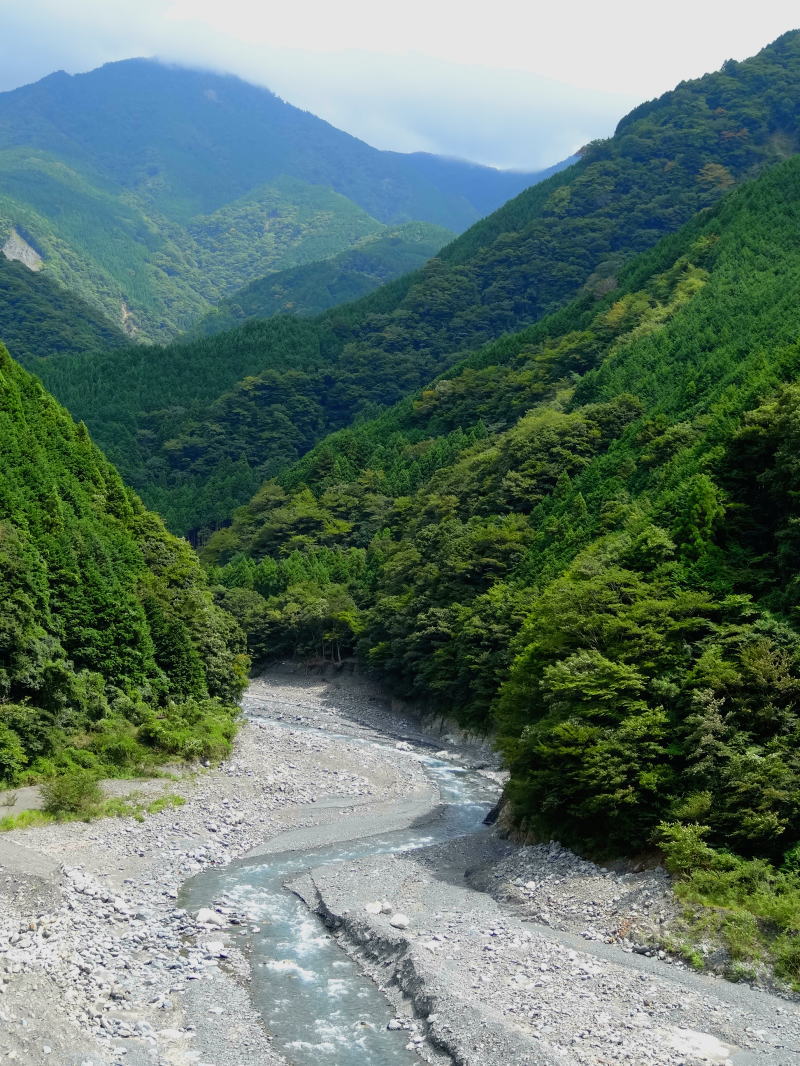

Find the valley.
[{"left": 1, "top": 20, "right": 800, "bottom": 1066}]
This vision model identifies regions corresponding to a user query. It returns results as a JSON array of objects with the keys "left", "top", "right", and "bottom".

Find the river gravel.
[
  {"left": 0, "top": 670, "right": 432, "bottom": 1066},
  {"left": 302, "top": 833, "right": 800, "bottom": 1066},
  {"left": 1, "top": 667, "right": 799, "bottom": 1066}
]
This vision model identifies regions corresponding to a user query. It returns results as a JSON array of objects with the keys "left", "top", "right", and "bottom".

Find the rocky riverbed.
[
  {"left": 0, "top": 669, "right": 437, "bottom": 1066},
  {"left": 1, "top": 667, "right": 799, "bottom": 1066}
]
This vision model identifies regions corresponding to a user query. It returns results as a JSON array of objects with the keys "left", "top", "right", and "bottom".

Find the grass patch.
[
  {"left": 102, "top": 792, "right": 187, "bottom": 822},
  {"left": 0, "top": 783, "right": 186, "bottom": 832},
  {"left": 0, "top": 809, "right": 52, "bottom": 831}
]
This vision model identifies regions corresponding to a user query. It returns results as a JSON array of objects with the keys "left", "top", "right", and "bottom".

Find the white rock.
[
  {"left": 195, "top": 908, "right": 225, "bottom": 927},
  {"left": 365, "top": 901, "right": 382, "bottom": 915},
  {"left": 157, "top": 1028, "right": 186, "bottom": 1043},
  {"left": 670, "top": 1028, "right": 732, "bottom": 1064},
  {"left": 389, "top": 913, "right": 410, "bottom": 929}
]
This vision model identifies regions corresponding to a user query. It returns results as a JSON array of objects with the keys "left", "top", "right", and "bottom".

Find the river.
[{"left": 181, "top": 716, "right": 499, "bottom": 1065}]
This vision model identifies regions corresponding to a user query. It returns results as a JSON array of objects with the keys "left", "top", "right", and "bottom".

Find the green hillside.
[
  {"left": 203, "top": 155, "right": 800, "bottom": 979},
  {"left": 0, "top": 254, "right": 128, "bottom": 365},
  {"left": 0, "top": 148, "right": 386, "bottom": 339},
  {"left": 36, "top": 31, "right": 800, "bottom": 535},
  {"left": 0, "top": 343, "right": 247, "bottom": 787},
  {"left": 0, "top": 59, "right": 546, "bottom": 338},
  {"left": 195, "top": 222, "right": 453, "bottom": 335}
]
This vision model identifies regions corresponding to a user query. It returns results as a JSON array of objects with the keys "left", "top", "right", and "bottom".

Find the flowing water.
[{"left": 181, "top": 728, "right": 497, "bottom": 1065}]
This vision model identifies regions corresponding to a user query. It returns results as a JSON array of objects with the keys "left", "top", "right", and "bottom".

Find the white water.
[{"left": 182, "top": 735, "right": 496, "bottom": 1065}]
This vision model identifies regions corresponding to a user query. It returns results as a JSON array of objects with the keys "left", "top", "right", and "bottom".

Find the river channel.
[{"left": 180, "top": 721, "right": 498, "bottom": 1065}]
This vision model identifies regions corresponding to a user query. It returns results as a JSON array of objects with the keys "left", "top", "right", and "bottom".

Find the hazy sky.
[{"left": 1, "top": 0, "right": 798, "bottom": 169}]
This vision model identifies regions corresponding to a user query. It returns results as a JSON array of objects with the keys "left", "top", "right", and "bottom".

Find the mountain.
[
  {"left": 194, "top": 221, "right": 453, "bottom": 336},
  {"left": 204, "top": 152, "right": 800, "bottom": 894},
  {"left": 35, "top": 31, "right": 800, "bottom": 536},
  {"left": 0, "top": 59, "right": 547, "bottom": 339},
  {"left": 0, "top": 342, "right": 247, "bottom": 787}
]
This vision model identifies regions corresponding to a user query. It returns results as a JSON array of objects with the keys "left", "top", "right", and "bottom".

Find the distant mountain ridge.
[
  {"left": 0, "top": 59, "right": 552, "bottom": 339},
  {"left": 35, "top": 30, "right": 800, "bottom": 536}
]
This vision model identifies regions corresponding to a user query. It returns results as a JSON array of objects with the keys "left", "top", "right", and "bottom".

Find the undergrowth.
[{"left": 658, "top": 823, "right": 800, "bottom": 990}]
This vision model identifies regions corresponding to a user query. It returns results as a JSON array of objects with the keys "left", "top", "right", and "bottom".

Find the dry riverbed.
[{"left": 1, "top": 667, "right": 799, "bottom": 1066}]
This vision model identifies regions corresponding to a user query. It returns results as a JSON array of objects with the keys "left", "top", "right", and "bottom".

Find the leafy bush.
[
  {"left": 40, "top": 770, "right": 102, "bottom": 817},
  {"left": 0, "top": 723, "right": 27, "bottom": 785},
  {"left": 138, "top": 699, "right": 238, "bottom": 762}
]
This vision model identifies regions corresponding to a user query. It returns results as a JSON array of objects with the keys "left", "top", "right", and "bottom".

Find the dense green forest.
[
  {"left": 0, "top": 255, "right": 128, "bottom": 364},
  {"left": 201, "top": 155, "right": 800, "bottom": 979},
  {"left": 2, "top": 26, "right": 800, "bottom": 985},
  {"left": 0, "top": 60, "right": 546, "bottom": 338},
  {"left": 0, "top": 344, "right": 247, "bottom": 786},
  {"left": 37, "top": 31, "right": 800, "bottom": 537},
  {"left": 194, "top": 222, "right": 453, "bottom": 336}
]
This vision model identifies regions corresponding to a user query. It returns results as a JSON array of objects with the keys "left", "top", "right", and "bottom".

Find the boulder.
[{"left": 195, "top": 908, "right": 225, "bottom": 927}]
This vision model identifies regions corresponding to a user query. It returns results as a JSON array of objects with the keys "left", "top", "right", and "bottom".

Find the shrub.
[
  {"left": 40, "top": 769, "right": 102, "bottom": 817},
  {"left": 138, "top": 699, "right": 238, "bottom": 762},
  {"left": 0, "top": 723, "right": 27, "bottom": 785},
  {"left": 658, "top": 821, "right": 800, "bottom": 989}
]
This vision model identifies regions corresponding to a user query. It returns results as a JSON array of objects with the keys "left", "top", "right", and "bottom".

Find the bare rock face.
[
  {"left": 2, "top": 228, "right": 43, "bottom": 271},
  {"left": 120, "top": 301, "right": 139, "bottom": 337}
]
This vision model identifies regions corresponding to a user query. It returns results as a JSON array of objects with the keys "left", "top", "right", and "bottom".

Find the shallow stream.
[{"left": 181, "top": 727, "right": 496, "bottom": 1065}]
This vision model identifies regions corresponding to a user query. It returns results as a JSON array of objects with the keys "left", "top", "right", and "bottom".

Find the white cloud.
[{"left": 0, "top": 0, "right": 796, "bottom": 168}]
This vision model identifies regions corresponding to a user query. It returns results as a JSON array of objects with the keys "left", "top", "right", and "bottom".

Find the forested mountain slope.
[
  {"left": 203, "top": 153, "right": 800, "bottom": 925},
  {"left": 0, "top": 255, "right": 128, "bottom": 365},
  {"left": 194, "top": 222, "right": 453, "bottom": 336},
  {"left": 36, "top": 31, "right": 800, "bottom": 537},
  {"left": 0, "top": 59, "right": 545, "bottom": 338},
  {"left": 0, "top": 344, "right": 247, "bottom": 786}
]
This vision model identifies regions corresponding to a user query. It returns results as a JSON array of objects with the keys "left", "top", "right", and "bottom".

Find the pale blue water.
[{"left": 181, "top": 741, "right": 496, "bottom": 1065}]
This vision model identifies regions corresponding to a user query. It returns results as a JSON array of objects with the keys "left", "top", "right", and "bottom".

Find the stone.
[
  {"left": 194, "top": 909, "right": 225, "bottom": 928},
  {"left": 389, "top": 913, "right": 410, "bottom": 929}
]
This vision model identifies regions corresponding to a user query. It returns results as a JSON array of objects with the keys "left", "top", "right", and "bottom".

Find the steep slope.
[
  {"left": 36, "top": 31, "right": 800, "bottom": 535},
  {"left": 195, "top": 222, "right": 453, "bottom": 335},
  {"left": 0, "top": 143, "right": 385, "bottom": 339},
  {"left": 0, "top": 254, "right": 128, "bottom": 365},
  {"left": 203, "top": 155, "right": 800, "bottom": 894},
  {"left": 0, "top": 59, "right": 545, "bottom": 337},
  {"left": 0, "top": 344, "right": 247, "bottom": 786}
]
